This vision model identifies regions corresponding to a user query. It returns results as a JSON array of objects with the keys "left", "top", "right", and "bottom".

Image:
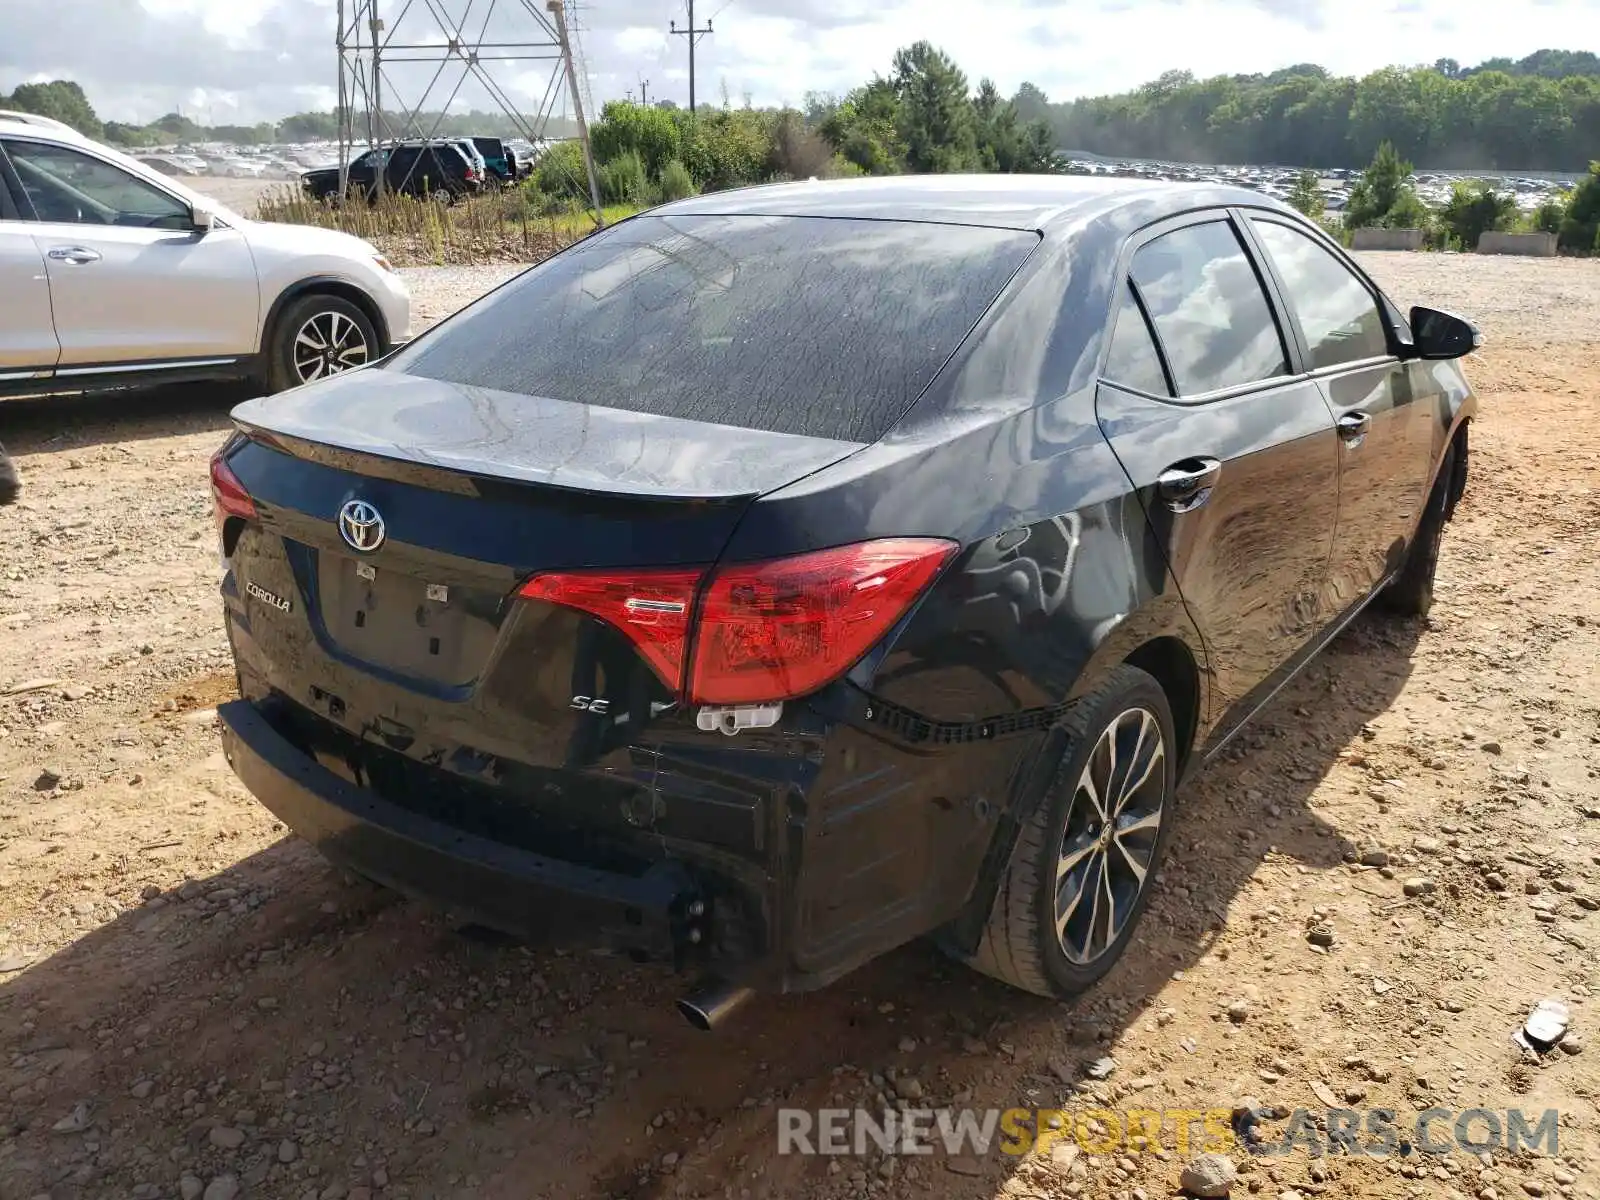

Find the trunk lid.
[
  {"left": 221, "top": 370, "right": 863, "bottom": 776},
  {"left": 230, "top": 369, "right": 859, "bottom": 501}
]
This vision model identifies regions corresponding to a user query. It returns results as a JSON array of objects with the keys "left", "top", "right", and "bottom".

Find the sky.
[{"left": 2, "top": 0, "right": 1598, "bottom": 127}]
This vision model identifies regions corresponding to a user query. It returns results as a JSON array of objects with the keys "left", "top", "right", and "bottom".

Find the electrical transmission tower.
[
  {"left": 563, "top": 0, "right": 599, "bottom": 121},
  {"left": 669, "top": 0, "right": 714, "bottom": 115},
  {"left": 334, "top": 0, "right": 601, "bottom": 219}
]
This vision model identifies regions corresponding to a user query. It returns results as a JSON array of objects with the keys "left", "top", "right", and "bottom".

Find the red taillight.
[
  {"left": 209, "top": 450, "right": 257, "bottom": 528},
  {"left": 520, "top": 568, "right": 702, "bottom": 692},
  {"left": 689, "top": 539, "right": 955, "bottom": 704},
  {"left": 519, "top": 538, "right": 956, "bottom": 704}
]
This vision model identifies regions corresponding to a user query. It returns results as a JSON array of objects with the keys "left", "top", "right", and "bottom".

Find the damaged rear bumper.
[{"left": 217, "top": 698, "right": 707, "bottom": 959}]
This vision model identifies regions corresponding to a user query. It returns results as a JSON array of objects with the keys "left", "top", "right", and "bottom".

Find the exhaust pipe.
[{"left": 677, "top": 978, "right": 756, "bottom": 1031}]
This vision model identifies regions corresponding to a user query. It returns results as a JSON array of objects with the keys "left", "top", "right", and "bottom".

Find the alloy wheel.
[
  {"left": 1054, "top": 706, "right": 1166, "bottom": 965},
  {"left": 292, "top": 311, "right": 371, "bottom": 384}
]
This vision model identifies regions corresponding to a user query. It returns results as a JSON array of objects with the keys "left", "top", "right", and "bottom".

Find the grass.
[
  {"left": 545, "top": 204, "right": 645, "bottom": 237},
  {"left": 255, "top": 184, "right": 644, "bottom": 266}
]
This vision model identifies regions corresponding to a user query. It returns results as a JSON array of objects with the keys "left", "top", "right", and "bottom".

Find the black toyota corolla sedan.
[{"left": 210, "top": 176, "right": 1478, "bottom": 1028}]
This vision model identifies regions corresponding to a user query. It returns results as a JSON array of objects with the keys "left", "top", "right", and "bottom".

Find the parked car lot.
[{"left": 1, "top": 250, "right": 1598, "bottom": 1200}]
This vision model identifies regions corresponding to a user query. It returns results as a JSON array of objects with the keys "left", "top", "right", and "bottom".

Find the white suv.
[{"left": 0, "top": 111, "right": 411, "bottom": 398}]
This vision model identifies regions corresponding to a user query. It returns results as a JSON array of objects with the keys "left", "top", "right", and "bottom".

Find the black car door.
[
  {"left": 1241, "top": 214, "right": 1443, "bottom": 610},
  {"left": 1094, "top": 212, "right": 1342, "bottom": 734}
]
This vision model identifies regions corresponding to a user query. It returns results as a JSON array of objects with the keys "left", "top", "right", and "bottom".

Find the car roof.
[
  {"left": 0, "top": 110, "right": 86, "bottom": 139},
  {"left": 653, "top": 174, "right": 1292, "bottom": 234}
]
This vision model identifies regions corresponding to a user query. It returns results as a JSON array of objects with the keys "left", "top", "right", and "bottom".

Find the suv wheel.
[
  {"left": 961, "top": 664, "right": 1178, "bottom": 999},
  {"left": 266, "top": 294, "right": 379, "bottom": 393}
]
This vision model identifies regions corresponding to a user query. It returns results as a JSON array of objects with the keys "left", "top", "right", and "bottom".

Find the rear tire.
[
  {"left": 960, "top": 664, "right": 1178, "bottom": 999},
  {"left": 1382, "top": 444, "right": 1456, "bottom": 618},
  {"left": 264, "top": 294, "right": 379, "bottom": 394}
]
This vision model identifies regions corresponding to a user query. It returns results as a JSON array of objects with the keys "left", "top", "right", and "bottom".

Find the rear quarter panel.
[{"left": 734, "top": 399, "right": 1209, "bottom": 980}]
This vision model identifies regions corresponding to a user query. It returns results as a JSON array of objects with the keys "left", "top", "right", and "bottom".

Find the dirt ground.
[{"left": 2, "top": 253, "right": 1598, "bottom": 1200}]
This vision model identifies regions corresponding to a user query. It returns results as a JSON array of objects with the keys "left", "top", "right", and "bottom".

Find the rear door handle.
[
  {"left": 1156, "top": 457, "right": 1222, "bottom": 513},
  {"left": 46, "top": 246, "right": 101, "bottom": 264},
  {"left": 1337, "top": 411, "right": 1372, "bottom": 443}
]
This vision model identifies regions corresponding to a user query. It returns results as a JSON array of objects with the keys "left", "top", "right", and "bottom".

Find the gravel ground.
[
  {"left": 1358, "top": 251, "right": 1600, "bottom": 345},
  {"left": 1, "top": 251, "right": 1598, "bottom": 1200},
  {"left": 396, "top": 266, "right": 524, "bottom": 331}
]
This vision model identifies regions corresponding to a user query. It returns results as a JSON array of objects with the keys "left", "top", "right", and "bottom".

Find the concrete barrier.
[
  {"left": 1350, "top": 228, "right": 1425, "bottom": 251},
  {"left": 1476, "top": 231, "right": 1558, "bottom": 256}
]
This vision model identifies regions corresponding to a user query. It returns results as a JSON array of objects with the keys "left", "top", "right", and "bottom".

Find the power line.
[{"left": 669, "top": 0, "right": 713, "bottom": 116}]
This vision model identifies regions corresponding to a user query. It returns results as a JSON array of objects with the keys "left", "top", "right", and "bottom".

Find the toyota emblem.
[{"left": 338, "top": 499, "right": 386, "bottom": 553}]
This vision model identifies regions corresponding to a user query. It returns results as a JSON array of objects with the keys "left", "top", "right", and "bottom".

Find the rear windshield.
[{"left": 387, "top": 214, "right": 1039, "bottom": 443}]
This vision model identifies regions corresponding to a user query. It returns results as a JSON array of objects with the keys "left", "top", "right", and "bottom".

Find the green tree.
[
  {"left": 1, "top": 80, "right": 103, "bottom": 138},
  {"left": 1018, "top": 121, "right": 1061, "bottom": 173},
  {"left": 1558, "top": 162, "right": 1600, "bottom": 250},
  {"left": 1348, "top": 67, "right": 1445, "bottom": 162},
  {"left": 675, "top": 108, "right": 773, "bottom": 189},
  {"left": 1344, "top": 141, "right": 1428, "bottom": 229},
  {"left": 148, "top": 111, "right": 203, "bottom": 141},
  {"left": 973, "top": 78, "right": 1025, "bottom": 172},
  {"left": 1023, "top": 51, "right": 1600, "bottom": 171},
  {"left": 1286, "top": 170, "right": 1326, "bottom": 219},
  {"left": 598, "top": 149, "right": 648, "bottom": 205},
  {"left": 102, "top": 121, "right": 155, "bottom": 147},
  {"left": 819, "top": 80, "right": 905, "bottom": 174},
  {"left": 533, "top": 140, "right": 591, "bottom": 201},
  {"left": 279, "top": 111, "right": 340, "bottom": 141},
  {"left": 1437, "top": 180, "right": 1518, "bottom": 248},
  {"left": 1531, "top": 194, "right": 1567, "bottom": 234},
  {"left": 657, "top": 159, "right": 697, "bottom": 201},
  {"left": 768, "top": 110, "right": 835, "bottom": 178},
  {"left": 801, "top": 91, "right": 838, "bottom": 126},
  {"left": 890, "top": 42, "right": 978, "bottom": 173},
  {"left": 1012, "top": 82, "right": 1050, "bottom": 125},
  {"left": 590, "top": 101, "right": 681, "bottom": 178}
]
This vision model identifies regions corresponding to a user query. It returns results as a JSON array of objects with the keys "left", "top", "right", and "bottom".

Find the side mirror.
[
  {"left": 1409, "top": 305, "right": 1481, "bottom": 361},
  {"left": 191, "top": 205, "right": 215, "bottom": 234}
]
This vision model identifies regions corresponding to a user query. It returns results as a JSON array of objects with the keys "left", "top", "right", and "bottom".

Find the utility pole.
[
  {"left": 369, "top": 2, "right": 386, "bottom": 195},
  {"left": 639, "top": 77, "right": 649, "bottom": 107},
  {"left": 547, "top": 0, "right": 605, "bottom": 228},
  {"left": 669, "top": 1, "right": 713, "bottom": 116},
  {"left": 336, "top": 0, "right": 349, "bottom": 196}
]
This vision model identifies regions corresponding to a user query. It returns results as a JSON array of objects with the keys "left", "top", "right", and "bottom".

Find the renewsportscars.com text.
[{"left": 777, "top": 1106, "right": 1560, "bottom": 1159}]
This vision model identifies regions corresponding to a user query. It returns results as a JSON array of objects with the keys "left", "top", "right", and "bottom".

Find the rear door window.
[
  {"left": 389, "top": 214, "right": 1039, "bottom": 443},
  {"left": 1249, "top": 219, "right": 1390, "bottom": 368},
  {"left": 1102, "top": 289, "right": 1170, "bottom": 396},
  {"left": 1130, "top": 220, "right": 1288, "bottom": 397}
]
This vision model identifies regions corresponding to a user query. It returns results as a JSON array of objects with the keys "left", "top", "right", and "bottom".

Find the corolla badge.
[{"left": 338, "top": 499, "right": 386, "bottom": 553}]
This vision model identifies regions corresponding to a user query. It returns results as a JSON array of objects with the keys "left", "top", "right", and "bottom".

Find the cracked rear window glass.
[{"left": 388, "top": 214, "right": 1039, "bottom": 443}]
